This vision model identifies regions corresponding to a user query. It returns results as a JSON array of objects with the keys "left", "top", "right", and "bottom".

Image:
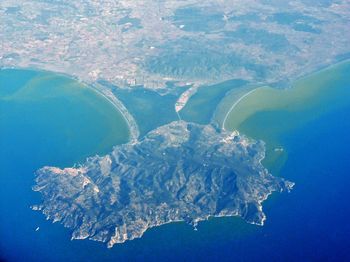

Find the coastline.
[
  {"left": 221, "top": 58, "right": 350, "bottom": 132},
  {"left": 221, "top": 87, "right": 262, "bottom": 130},
  {"left": 0, "top": 66, "right": 139, "bottom": 142},
  {"left": 2, "top": 57, "right": 349, "bottom": 140},
  {"left": 90, "top": 83, "right": 140, "bottom": 142},
  {"left": 222, "top": 58, "right": 350, "bottom": 175}
]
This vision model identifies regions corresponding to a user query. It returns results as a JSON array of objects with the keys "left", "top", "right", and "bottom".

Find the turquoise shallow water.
[
  {"left": 180, "top": 79, "right": 247, "bottom": 124},
  {"left": 1, "top": 65, "right": 350, "bottom": 261}
]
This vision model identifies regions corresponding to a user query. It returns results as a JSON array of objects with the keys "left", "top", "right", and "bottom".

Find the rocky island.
[{"left": 32, "top": 121, "right": 294, "bottom": 248}]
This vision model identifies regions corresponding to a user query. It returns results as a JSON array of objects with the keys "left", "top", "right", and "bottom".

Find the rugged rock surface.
[{"left": 32, "top": 121, "right": 294, "bottom": 248}]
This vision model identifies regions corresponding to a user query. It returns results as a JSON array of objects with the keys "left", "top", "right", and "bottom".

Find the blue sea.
[{"left": 1, "top": 66, "right": 350, "bottom": 261}]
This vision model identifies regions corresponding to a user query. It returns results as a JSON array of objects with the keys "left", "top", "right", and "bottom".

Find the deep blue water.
[
  {"left": 215, "top": 105, "right": 350, "bottom": 261},
  {"left": 1, "top": 68, "right": 350, "bottom": 261}
]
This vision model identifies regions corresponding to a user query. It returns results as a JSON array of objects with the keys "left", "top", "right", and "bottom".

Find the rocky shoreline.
[{"left": 32, "top": 121, "right": 294, "bottom": 248}]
